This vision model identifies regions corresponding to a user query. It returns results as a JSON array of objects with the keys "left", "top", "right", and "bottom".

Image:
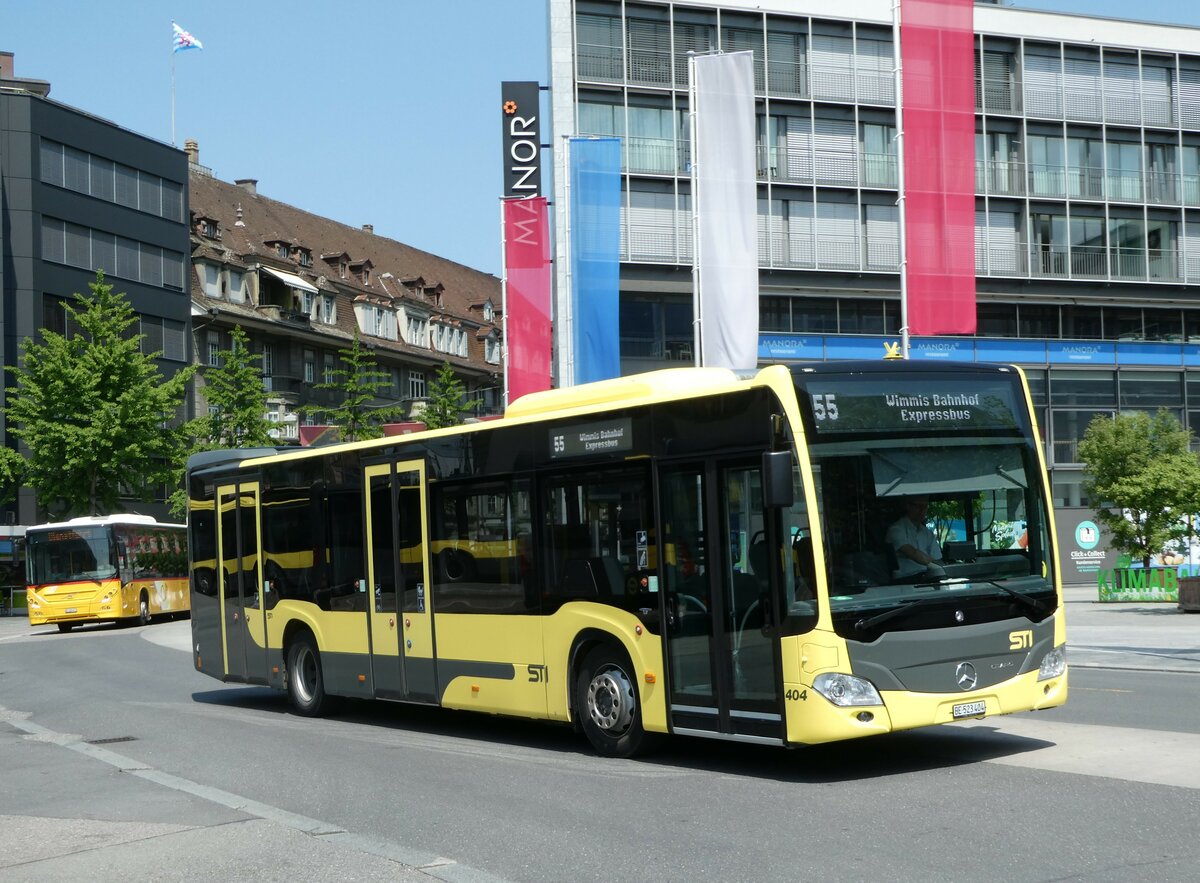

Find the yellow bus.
[
  {"left": 186, "top": 362, "right": 1067, "bottom": 756},
  {"left": 26, "top": 515, "right": 189, "bottom": 632}
]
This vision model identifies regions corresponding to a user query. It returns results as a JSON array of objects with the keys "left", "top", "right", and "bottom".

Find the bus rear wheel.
[
  {"left": 575, "top": 644, "right": 653, "bottom": 758},
  {"left": 286, "top": 633, "right": 329, "bottom": 717}
]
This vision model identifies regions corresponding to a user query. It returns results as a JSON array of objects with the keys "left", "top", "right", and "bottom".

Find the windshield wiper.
[
  {"left": 912, "top": 575, "right": 1049, "bottom": 616},
  {"left": 854, "top": 597, "right": 944, "bottom": 632},
  {"left": 977, "top": 578, "right": 1050, "bottom": 616}
]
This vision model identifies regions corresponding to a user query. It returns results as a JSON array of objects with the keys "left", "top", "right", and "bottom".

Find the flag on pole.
[
  {"left": 901, "top": 0, "right": 976, "bottom": 335},
  {"left": 692, "top": 51, "right": 758, "bottom": 370},
  {"left": 172, "top": 22, "right": 204, "bottom": 53},
  {"left": 503, "top": 196, "right": 553, "bottom": 403},
  {"left": 569, "top": 137, "right": 622, "bottom": 385}
]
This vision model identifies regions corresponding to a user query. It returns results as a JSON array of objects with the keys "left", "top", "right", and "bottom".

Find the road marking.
[
  {"left": 0, "top": 703, "right": 509, "bottom": 882},
  {"left": 952, "top": 716, "right": 1200, "bottom": 790}
]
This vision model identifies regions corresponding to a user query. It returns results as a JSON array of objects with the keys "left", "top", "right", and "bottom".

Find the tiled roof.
[{"left": 188, "top": 168, "right": 503, "bottom": 371}]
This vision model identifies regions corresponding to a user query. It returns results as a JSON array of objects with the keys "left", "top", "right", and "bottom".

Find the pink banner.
[
  {"left": 503, "top": 196, "right": 552, "bottom": 403},
  {"left": 902, "top": 0, "right": 977, "bottom": 335}
]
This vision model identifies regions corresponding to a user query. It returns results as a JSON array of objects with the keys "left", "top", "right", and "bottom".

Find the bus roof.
[
  {"left": 187, "top": 360, "right": 1019, "bottom": 477},
  {"left": 26, "top": 515, "right": 185, "bottom": 534}
]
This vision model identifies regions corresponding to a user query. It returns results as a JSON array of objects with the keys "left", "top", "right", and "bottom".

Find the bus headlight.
[
  {"left": 1038, "top": 646, "right": 1067, "bottom": 681},
  {"left": 813, "top": 672, "right": 883, "bottom": 707}
]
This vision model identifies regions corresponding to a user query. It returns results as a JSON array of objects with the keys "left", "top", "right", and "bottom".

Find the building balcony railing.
[{"left": 978, "top": 242, "right": 1188, "bottom": 283}]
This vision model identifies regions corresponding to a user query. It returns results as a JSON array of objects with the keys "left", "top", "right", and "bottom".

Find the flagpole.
[
  {"left": 171, "top": 48, "right": 176, "bottom": 147},
  {"left": 893, "top": 0, "right": 910, "bottom": 359},
  {"left": 688, "top": 52, "right": 702, "bottom": 368}
]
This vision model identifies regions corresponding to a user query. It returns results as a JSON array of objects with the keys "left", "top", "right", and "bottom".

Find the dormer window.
[
  {"left": 339, "top": 261, "right": 347, "bottom": 279},
  {"left": 483, "top": 301, "right": 494, "bottom": 322},
  {"left": 201, "top": 219, "right": 219, "bottom": 239},
  {"left": 296, "top": 248, "right": 312, "bottom": 268},
  {"left": 276, "top": 243, "right": 290, "bottom": 259},
  {"left": 360, "top": 267, "right": 370, "bottom": 285}
]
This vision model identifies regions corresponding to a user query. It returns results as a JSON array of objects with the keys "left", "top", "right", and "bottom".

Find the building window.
[
  {"left": 321, "top": 295, "right": 335, "bottom": 324},
  {"left": 228, "top": 269, "right": 245, "bottom": 303},
  {"left": 408, "top": 370, "right": 426, "bottom": 399},
  {"left": 323, "top": 353, "right": 336, "bottom": 385},
  {"left": 201, "top": 219, "right": 219, "bottom": 238},
  {"left": 277, "top": 243, "right": 290, "bottom": 259},
  {"left": 201, "top": 264, "right": 221, "bottom": 298},
  {"left": 483, "top": 302, "right": 494, "bottom": 321},
  {"left": 261, "top": 342, "right": 273, "bottom": 377},
  {"left": 303, "top": 349, "right": 315, "bottom": 383},
  {"left": 297, "top": 249, "right": 312, "bottom": 267},
  {"left": 207, "top": 331, "right": 221, "bottom": 367}
]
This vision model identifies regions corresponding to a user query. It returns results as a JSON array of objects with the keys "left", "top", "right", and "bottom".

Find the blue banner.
[
  {"left": 1048, "top": 341, "right": 1116, "bottom": 364},
  {"left": 570, "top": 137, "right": 621, "bottom": 384}
]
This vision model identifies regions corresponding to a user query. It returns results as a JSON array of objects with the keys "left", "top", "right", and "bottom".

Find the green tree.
[
  {"left": 421, "top": 361, "right": 482, "bottom": 430},
  {"left": 168, "top": 326, "right": 277, "bottom": 517},
  {"left": 4, "top": 271, "right": 195, "bottom": 518},
  {"left": 1078, "top": 409, "right": 1200, "bottom": 567},
  {"left": 0, "top": 447, "right": 26, "bottom": 507},
  {"left": 303, "top": 332, "right": 406, "bottom": 441},
  {"left": 192, "top": 327, "right": 276, "bottom": 450}
]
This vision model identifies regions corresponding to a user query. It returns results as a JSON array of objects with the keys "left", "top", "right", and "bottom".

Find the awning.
[{"left": 260, "top": 265, "right": 318, "bottom": 293}]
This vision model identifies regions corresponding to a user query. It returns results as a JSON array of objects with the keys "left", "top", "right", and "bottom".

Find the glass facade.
[{"left": 555, "top": 0, "right": 1200, "bottom": 489}]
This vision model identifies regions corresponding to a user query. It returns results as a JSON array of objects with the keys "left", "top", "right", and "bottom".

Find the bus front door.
[
  {"left": 660, "top": 462, "right": 784, "bottom": 744},
  {"left": 365, "top": 461, "right": 437, "bottom": 703},
  {"left": 216, "top": 482, "right": 268, "bottom": 684}
]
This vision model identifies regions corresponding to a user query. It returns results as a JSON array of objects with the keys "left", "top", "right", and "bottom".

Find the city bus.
[
  {"left": 186, "top": 361, "right": 1067, "bottom": 756},
  {"left": 26, "top": 515, "right": 189, "bottom": 632}
]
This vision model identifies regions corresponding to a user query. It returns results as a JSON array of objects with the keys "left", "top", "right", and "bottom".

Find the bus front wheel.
[
  {"left": 286, "top": 633, "right": 329, "bottom": 717},
  {"left": 57, "top": 622, "right": 74, "bottom": 633},
  {"left": 575, "top": 645, "right": 653, "bottom": 758},
  {"left": 138, "top": 593, "right": 151, "bottom": 626}
]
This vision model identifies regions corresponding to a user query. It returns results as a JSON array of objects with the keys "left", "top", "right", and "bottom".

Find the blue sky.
[{"left": 4, "top": 2, "right": 1198, "bottom": 276}]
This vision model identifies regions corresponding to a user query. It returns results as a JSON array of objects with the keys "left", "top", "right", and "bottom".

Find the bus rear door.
[
  {"left": 217, "top": 481, "right": 268, "bottom": 684},
  {"left": 364, "top": 460, "right": 437, "bottom": 703},
  {"left": 659, "top": 460, "right": 785, "bottom": 744}
]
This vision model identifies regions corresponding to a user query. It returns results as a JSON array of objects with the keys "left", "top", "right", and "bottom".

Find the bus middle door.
[
  {"left": 365, "top": 460, "right": 437, "bottom": 703},
  {"left": 659, "top": 460, "right": 784, "bottom": 744},
  {"left": 217, "top": 481, "right": 269, "bottom": 684}
]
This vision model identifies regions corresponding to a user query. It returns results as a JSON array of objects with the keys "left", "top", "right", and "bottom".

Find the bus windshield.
[
  {"left": 798, "top": 371, "right": 1055, "bottom": 637},
  {"left": 27, "top": 526, "right": 118, "bottom": 585}
]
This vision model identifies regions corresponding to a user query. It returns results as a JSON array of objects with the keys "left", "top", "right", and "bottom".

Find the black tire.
[
  {"left": 138, "top": 593, "right": 151, "bottom": 626},
  {"left": 438, "top": 548, "right": 475, "bottom": 582},
  {"left": 57, "top": 622, "right": 75, "bottom": 633},
  {"left": 575, "top": 644, "right": 655, "bottom": 758},
  {"left": 286, "top": 632, "right": 329, "bottom": 716}
]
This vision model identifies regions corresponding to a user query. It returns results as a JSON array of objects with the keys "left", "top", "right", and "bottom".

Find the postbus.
[
  {"left": 25, "top": 515, "right": 189, "bottom": 632},
  {"left": 186, "top": 362, "right": 1067, "bottom": 756}
]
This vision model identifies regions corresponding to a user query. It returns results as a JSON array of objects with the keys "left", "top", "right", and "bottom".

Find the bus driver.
[{"left": 887, "top": 495, "right": 946, "bottom": 579}]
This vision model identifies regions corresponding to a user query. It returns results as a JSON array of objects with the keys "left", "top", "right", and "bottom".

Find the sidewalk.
[
  {"left": 1063, "top": 583, "right": 1200, "bottom": 674},
  {"left": 2, "top": 587, "right": 1197, "bottom": 673}
]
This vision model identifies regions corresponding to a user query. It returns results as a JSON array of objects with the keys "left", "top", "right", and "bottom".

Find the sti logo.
[{"left": 1075, "top": 521, "right": 1100, "bottom": 550}]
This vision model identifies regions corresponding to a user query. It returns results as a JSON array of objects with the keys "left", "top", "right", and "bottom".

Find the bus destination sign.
[
  {"left": 550, "top": 417, "right": 634, "bottom": 459},
  {"left": 802, "top": 378, "right": 1023, "bottom": 435}
]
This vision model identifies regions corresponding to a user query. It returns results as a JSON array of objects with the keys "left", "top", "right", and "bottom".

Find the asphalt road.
[{"left": 1, "top": 594, "right": 1197, "bottom": 882}]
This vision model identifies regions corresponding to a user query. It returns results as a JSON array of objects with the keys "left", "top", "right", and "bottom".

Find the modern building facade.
[
  {"left": 185, "top": 142, "right": 504, "bottom": 442},
  {"left": 1, "top": 52, "right": 192, "bottom": 525},
  {"left": 548, "top": 0, "right": 1200, "bottom": 538}
]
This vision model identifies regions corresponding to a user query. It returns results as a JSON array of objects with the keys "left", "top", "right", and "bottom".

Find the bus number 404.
[{"left": 785, "top": 688, "right": 808, "bottom": 701}]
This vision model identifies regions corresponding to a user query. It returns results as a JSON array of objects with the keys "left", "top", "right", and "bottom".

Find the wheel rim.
[
  {"left": 586, "top": 664, "right": 634, "bottom": 735},
  {"left": 292, "top": 645, "right": 316, "bottom": 704},
  {"left": 140, "top": 599, "right": 149, "bottom": 623}
]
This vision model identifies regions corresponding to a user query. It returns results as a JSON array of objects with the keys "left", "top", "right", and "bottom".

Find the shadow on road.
[{"left": 189, "top": 686, "right": 1057, "bottom": 784}]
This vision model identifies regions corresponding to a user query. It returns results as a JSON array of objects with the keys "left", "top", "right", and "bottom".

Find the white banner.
[{"left": 692, "top": 51, "right": 758, "bottom": 370}]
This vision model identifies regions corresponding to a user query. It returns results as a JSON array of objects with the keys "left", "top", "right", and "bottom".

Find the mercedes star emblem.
[{"left": 955, "top": 662, "right": 978, "bottom": 690}]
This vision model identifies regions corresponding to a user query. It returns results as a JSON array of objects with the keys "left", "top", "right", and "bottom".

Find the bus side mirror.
[{"left": 762, "top": 451, "right": 794, "bottom": 509}]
